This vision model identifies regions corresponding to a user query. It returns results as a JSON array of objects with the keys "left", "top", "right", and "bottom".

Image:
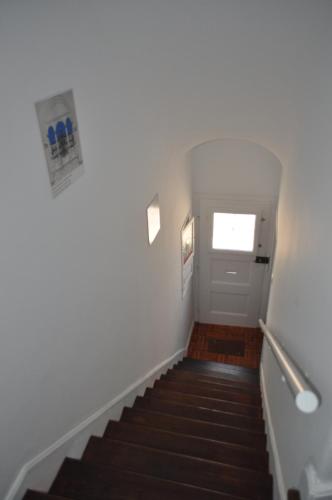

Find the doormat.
[{"left": 208, "top": 338, "right": 245, "bottom": 356}]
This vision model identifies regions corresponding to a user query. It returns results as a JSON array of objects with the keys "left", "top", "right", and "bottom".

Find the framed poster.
[
  {"left": 35, "top": 89, "right": 84, "bottom": 198},
  {"left": 181, "top": 216, "right": 195, "bottom": 297}
]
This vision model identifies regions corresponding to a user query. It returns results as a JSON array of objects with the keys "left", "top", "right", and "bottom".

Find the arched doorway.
[{"left": 188, "top": 138, "right": 282, "bottom": 367}]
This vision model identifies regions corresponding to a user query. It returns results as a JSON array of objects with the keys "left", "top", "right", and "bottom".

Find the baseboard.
[
  {"left": 300, "top": 463, "right": 332, "bottom": 499},
  {"left": 5, "top": 321, "right": 195, "bottom": 500},
  {"left": 185, "top": 320, "right": 195, "bottom": 351},
  {"left": 260, "top": 363, "right": 287, "bottom": 500}
]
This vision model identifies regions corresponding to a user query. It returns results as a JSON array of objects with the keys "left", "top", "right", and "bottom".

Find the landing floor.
[{"left": 187, "top": 322, "right": 263, "bottom": 369}]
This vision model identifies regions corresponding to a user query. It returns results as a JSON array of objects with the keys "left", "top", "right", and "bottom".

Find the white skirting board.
[
  {"left": 260, "top": 364, "right": 287, "bottom": 500},
  {"left": 300, "top": 463, "right": 332, "bottom": 500},
  {"left": 5, "top": 322, "right": 194, "bottom": 500}
]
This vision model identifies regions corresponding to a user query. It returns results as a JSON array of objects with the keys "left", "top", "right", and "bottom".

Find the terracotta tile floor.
[{"left": 187, "top": 322, "right": 263, "bottom": 369}]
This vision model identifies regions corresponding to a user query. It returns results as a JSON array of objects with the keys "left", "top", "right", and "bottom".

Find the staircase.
[{"left": 24, "top": 358, "right": 273, "bottom": 500}]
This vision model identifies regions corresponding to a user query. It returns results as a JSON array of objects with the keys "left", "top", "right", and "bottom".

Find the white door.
[{"left": 198, "top": 198, "right": 274, "bottom": 327}]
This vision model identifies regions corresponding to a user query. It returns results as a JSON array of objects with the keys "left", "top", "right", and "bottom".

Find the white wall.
[
  {"left": 1, "top": 1, "right": 332, "bottom": 498},
  {"left": 263, "top": 7, "right": 332, "bottom": 496},
  {"left": 0, "top": 2, "right": 196, "bottom": 498},
  {"left": 191, "top": 138, "right": 281, "bottom": 199}
]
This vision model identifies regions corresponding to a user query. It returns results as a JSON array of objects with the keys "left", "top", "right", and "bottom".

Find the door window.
[{"left": 212, "top": 212, "right": 256, "bottom": 252}]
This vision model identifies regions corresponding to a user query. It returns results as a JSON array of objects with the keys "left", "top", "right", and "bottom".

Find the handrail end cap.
[{"left": 296, "top": 390, "right": 319, "bottom": 413}]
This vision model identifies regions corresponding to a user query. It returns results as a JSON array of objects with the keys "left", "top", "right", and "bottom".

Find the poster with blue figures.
[{"left": 35, "top": 89, "right": 84, "bottom": 198}]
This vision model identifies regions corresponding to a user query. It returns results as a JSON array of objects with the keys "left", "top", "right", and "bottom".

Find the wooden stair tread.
[
  {"left": 121, "top": 407, "right": 266, "bottom": 449},
  {"left": 23, "top": 493, "right": 72, "bottom": 500},
  {"left": 26, "top": 359, "right": 271, "bottom": 500},
  {"left": 162, "top": 371, "right": 261, "bottom": 393},
  {"left": 182, "top": 358, "right": 259, "bottom": 376},
  {"left": 82, "top": 436, "right": 272, "bottom": 499},
  {"left": 166, "top": 368, "right": 261, "bottom": 392},
  {"left": 145, "top": 387, "right": 262, "bottom": 417},
  {"left": 154, "top": 379, "right": 261, "bottom": 406},
  {"left": 174, "top": 364, "right": 259, "bottom": 386},
  {"left": 179, "top": 359, "right": 259, "bottom": 383},
  {"left": 288, "top": 490, "right": 301, "bottom": 500},
  {"left": 134, "top": 395, "right": 265, "bottom": 431},
  {"left": 104, "top": 420, "right": 268, "bottom": 471},
  {"left": 51, "top": 458, "right": 245, "bottom": 500},
  {"left": 159, "top": 375, "right": 262, "bottom": 404}
]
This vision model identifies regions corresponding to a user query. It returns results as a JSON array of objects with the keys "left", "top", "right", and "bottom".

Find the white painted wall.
[
  {"left": 191, "top": 138, "right": 281, "bottom": 199},
  {"left": 0, "top": 2, "right": 196, "bottom": 498},
  {"left": 1, "top": 1, "right": 332, "bottom": 498},
  {"left": 262, "top": 7, "right": 332, "bottom": 496}
]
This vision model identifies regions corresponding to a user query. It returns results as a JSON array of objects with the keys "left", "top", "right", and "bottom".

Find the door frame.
[{"left": 193, "top": 193, "right": 278, "bottom": 324}]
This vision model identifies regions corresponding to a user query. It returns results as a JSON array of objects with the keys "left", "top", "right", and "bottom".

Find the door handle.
[{"left": 226, "top": 271, "right": 237, "bottom": 274}]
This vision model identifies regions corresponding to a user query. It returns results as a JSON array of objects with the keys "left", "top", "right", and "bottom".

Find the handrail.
[{"left": 259, "top": 319, "right": 320, "bottom": 414}]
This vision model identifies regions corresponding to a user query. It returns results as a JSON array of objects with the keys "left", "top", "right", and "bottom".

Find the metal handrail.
[{"left": 259, "top": 319, "right": 320, "bottom": 414}]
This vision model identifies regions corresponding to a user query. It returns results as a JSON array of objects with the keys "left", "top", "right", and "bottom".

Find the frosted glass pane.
[{"left": 212, "top": 213, "right": 256, "bottom": 251}]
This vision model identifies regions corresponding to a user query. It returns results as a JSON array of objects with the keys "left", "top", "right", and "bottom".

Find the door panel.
[
  {"left": 210, "top": 291, "right": 248, "bottom": 315},
  {"left": 198, "top": 198, "right": 273, "bottom": 327},
  {"left": 210, "top": 259, "right": 251, "bottom": 284}
]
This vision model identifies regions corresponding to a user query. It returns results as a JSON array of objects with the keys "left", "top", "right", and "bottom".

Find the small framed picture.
[
  {"left": 181, "top": 216, "right": 195, "bottom": 296},
  {"left": 147, "top": 194, "right": 161, "bottom": 245}
]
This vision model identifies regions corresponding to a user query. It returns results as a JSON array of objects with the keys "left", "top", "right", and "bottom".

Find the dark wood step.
[
  {"left": 145, "top": 387, "right": 262, "bottom": 418},
  {"left": 288, "top": 490, "right": 301, "bottom": 500},
  {"left": 83, "top": 437, "right": 272, "bottom": 499},
  {"left": 175, "top": 363, "right": 259, "bottom": 387},
  {"left": 121, "top": 407, "right": 266, "bottom": 449},
  {"left": 160, "top": 375, "right": 262, "bottom": 404},
  {"left": 23, "top": 493, "right": 71, "bottom": 500},
  {"left": 167, "top": 368, "right": 261, "bottom": 392},
  {"left": 154, "top": 379, "right": 260, "bottom": 406},
  {"left": 178, "top": 359, "right": 259, "bottom": 383},
  {"left": 182, "top": 358, "right": 259, "bottom": 376},
  {"left": 104, "top": 420, "right": 269, "bottom": 472},
  {"left": 134, "top": 395, "right": 265, "bottom": 432},
  {"left": 51, "top": 457, "right": 244, "bottom": 500}
]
